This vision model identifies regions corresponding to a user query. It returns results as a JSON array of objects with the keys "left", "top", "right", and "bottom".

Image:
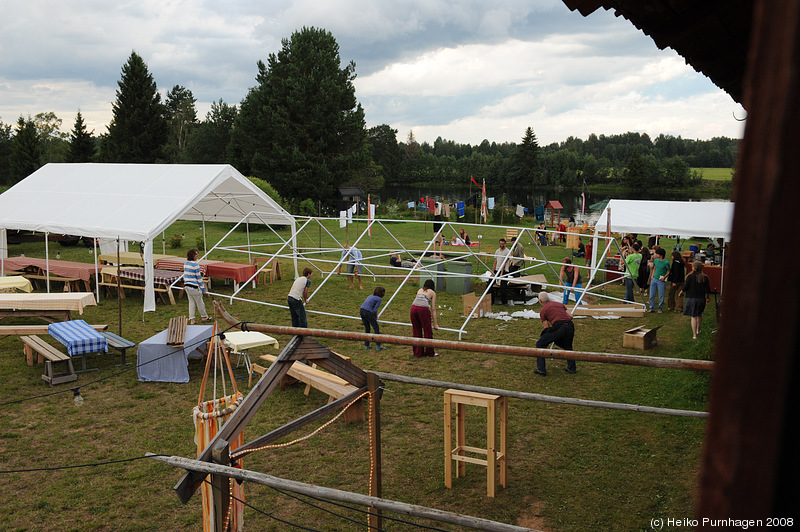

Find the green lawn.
[
  {"left": 692, "top": 168, "right": 733, "bottom": 181},
  {"left": 0, "top": 218, "right": 713, "bottom": 531}
]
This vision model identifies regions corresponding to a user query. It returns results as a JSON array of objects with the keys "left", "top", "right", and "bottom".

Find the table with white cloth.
[
  {"left": 223, "top": 331, "right": 280, "bottom": 375},
  {"left": 0, "top": 292, "right": 97, "bottom": 322},
  {"left": 48, "top": 319, "right": 109, "bottom": 372},
  {"left": 137, "top": 325, "right": 214, "bottom": 383}
]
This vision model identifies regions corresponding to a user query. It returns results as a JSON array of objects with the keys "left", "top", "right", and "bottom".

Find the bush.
[
  {"left": 195, "top": 236, "right": 205, "bottom": 251},
  {"left": 299, "top": 198, "right": 317, "bottom": 217},
  {"left": 168, "top": 233, "right": 183, "bottom": 249}
]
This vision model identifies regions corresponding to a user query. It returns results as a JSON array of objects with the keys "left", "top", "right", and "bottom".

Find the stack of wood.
[{"left": 167, "top": 316, "right": 188, "bottom": 347}]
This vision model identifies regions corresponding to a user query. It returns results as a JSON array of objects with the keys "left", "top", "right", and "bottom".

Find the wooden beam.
[
  {"left": 698, "top": 0, "right": 800, "bottom": 522},
  {"left": 174, "top": 335, "right": 302, "bottom": 503}
]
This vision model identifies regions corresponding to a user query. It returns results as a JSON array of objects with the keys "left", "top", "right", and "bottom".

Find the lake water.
[{"left": 380, "top": 184, "right": 729, "bottom": 226}]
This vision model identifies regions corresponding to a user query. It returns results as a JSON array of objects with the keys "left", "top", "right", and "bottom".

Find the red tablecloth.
[
  {"left": 206, "top": 262, "right": 257, "bottom": 283},
  {"left": 1, "top": 257, "right": 98, "bottom": 282},
  {"left": 155, "top": 257, "right": 222, "bottom": 275}
]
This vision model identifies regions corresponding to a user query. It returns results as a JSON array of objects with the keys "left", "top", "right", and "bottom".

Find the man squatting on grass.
[
  {"left": 534, "top": 292, "right": 577, "bottom": 376},
  {"left": 288, "top": 267, "right": 312, "bottom": 328}
]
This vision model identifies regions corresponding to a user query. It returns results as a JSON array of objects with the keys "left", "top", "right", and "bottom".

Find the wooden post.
[
  {"left": 211, "top": 439, "right": 231, "bottom": 532},
  {"left": 367, "top": 372, "right": 382, "bottom": 531}
]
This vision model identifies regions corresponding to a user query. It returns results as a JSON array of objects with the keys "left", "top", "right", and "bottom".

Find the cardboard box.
[
  {"left": 462, "top": 292, "right": 492, "bottom": 318},
  {"left": 623, "top": 325, "right": 662, "bottom": 350}
]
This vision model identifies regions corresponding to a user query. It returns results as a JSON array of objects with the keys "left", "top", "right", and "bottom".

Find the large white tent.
[
  {"left": 0, "top": 163, "right": 295, "bottom": 311},
  {"left": 593, "top": 199, "right": 735, "bottom": 240}
]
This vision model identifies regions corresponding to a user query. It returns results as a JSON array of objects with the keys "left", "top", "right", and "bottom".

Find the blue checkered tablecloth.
[{"left": 48, "top": 319, "right": 109, "bottom": 356}]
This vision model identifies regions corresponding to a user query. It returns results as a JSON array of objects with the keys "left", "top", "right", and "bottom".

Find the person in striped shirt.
[{"left": 184, "top": 248, "right": 210, "bottom": 324}]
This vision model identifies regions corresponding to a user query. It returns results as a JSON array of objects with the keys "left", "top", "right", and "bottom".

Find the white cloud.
[{"left": 0, "top": 0, "right": 744, "bottom": 147}]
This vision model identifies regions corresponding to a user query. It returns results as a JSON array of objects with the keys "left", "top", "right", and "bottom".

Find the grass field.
[
  {"left": 692, "top": 168, "right": 733, "bottom": 181},
  {"left": 0, "top": 218, "right": 715, "bottom": 531}
]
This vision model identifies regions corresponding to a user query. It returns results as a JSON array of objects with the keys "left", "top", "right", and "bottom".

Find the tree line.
[{"left": 0, "top": 27, "right": 738, "bottom": 210}]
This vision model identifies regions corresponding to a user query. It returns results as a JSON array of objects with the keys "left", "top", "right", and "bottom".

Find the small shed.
[
  {"left": 545, "top": 200, "right": 563, "bottom": 226},
  {"left": 338, "top": 186, "right": 364, "bottom": 213}
]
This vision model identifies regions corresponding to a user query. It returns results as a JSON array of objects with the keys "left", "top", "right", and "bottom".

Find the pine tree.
[
  {"left": 10, "top": 116, "right": 42, "bottom": 184},
  {"left": 67, "top": 111, "right": 96, "bottom": 162},
  {"left": 512, "top": 126, "right": 541, "bottom": 186},
  {"left": 229, "top": 27, "right": 369, "bottom": 208},
  {"left": 100, "top": 51, "right": 168, "bottom": 163}
]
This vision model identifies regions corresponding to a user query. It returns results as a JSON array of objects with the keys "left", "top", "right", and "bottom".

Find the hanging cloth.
[{"left": 193, "top": 321, "right": 245, "bottom": 532}]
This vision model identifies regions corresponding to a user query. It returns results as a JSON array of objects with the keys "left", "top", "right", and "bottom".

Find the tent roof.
[
  {"left": 0, "top": 163, "right": 294, "bottom": 241},
  {"left": 593, "top": 199, "right": 734, "bottom": 240}
]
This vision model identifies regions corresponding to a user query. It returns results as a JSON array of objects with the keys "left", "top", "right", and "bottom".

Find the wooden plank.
[
  {"left": 167, "top": 316, "right": 187, "bottom": 346},
  {"left": 0, "top": 324, "right": 107, "bottom": 336}
]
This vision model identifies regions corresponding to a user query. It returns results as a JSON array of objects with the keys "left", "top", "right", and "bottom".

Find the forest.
[{"left": 0, "top": 27, "right": 738, "bottom": 210}]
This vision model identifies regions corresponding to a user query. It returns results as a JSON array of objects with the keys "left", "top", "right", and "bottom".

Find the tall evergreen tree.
[
  {"left": 10, "top": 116, "right": 43, "bottom": 183},
  {"left": 229, "top": 27, "right": 370, "bottom": 208},
  {"left": 67, "top": 111, "right": 96, "bottom": 162},
  {"left": 512, "top": 126, "right": 541, "bottom": 186},
  {"left": 368, "top": 124, "right": 401, "bottom": 184},
  {"left": 100, "top": 51, "right": 168, "bottom": 163},
  {"left": 0, "top": 119, "right": 13, "bottom": 185},
  {"left": 163, "top": 85, "right": 197, "bottom": 162}
]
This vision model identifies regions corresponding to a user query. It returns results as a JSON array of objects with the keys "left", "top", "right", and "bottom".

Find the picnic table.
[
  {"left": 100, "top": 267, "right": 183, "bottom": 304},
  {"left": 1, "top": 256, "right": 98, "bottom": 291},
  {"left": 223, "top": 331, "right": 279, "bottom": 374},
  {"left": 137, "top": 325, "right": 214, "bottom": 383},
  {"left": 0, "top": 292, "right": 97, "bottom": 323},
  {"left": 97, "top": 251, "right": 178, "bottom": 267},
  {"left": 206, "top": 262, "right": 258, "bottom": 290},
  {"left": 48, "top": 319, "right": 109, "bottom": 372},
  {"left": 155, "top": 257, "right": 222, "bottom": 276}
]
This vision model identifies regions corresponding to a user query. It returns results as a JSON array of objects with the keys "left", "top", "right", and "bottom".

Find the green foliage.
[
  {"left": 10, "top": 116, "right": 42, "bottom": 184},
  {"left": 298, "top": 198, "right": 317, "bottom": 216},
  {"left": 162, "top": 85, "right": 197, "bottom": 163},
  {"left": 168, "top": 233, "right": 183, "bottom": 249},
  {"left": 186, "top": 99, "right": 237, "bottom": 164},
  {"left": 229, "top": 27, "right": 370, "bottom": 209},
  {"left": 195, "top": 235, "right": 205, "bottom": 251},
  {"left": 100, "top": 51, "right": 168, "bottom": 163},
  {"left": 67, "top": 111, "right": 96, "bottom": 163}
]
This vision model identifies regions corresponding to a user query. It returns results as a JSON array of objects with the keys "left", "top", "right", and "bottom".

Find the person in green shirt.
[
  {"left": 624, "top": 242, "right": 642, "bottom": 302},
  {"left": 649, "top": 247, "right": 670, "bottom": 312}
]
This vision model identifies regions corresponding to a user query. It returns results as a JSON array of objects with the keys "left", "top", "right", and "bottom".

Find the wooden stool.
[{"left": 444, "top": 389, "right": 507, "bottom": 497}]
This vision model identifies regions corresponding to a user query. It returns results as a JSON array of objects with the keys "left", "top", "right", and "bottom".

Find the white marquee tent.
[
  {"left": 593, "top": 199, "right": 735, "bottom": 241},
  {"left": 590, "top": 199, "right": 735, "bottom": 294},
  {"left": 0, "top": 163, "right": 295, "bottom": 311}
]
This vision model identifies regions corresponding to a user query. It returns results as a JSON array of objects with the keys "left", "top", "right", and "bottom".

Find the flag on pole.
[
  {"left": 480, "top": 178, "right": 488, "bottom": 223},
  {"left": 367, "top": 195, "right": 372, "bottom": 236}
]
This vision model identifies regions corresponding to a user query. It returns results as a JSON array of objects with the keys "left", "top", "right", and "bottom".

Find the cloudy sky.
[{"left": 0, "top": 0, "right": 746, "bottom": 146}]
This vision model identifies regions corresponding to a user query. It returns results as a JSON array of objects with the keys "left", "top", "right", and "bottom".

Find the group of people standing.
[{"left": 619, "top": 236, "right": 712, "bottom": 337}]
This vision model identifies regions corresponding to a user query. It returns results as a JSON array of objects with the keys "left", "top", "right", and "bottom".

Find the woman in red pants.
[{"left": 410, "top": 279, "right": 439, "bottom": 357}]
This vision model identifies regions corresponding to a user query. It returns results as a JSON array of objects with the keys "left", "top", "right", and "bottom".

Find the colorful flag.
[{"left": 480, "top": 178, "right": 488, "bottom": 223}]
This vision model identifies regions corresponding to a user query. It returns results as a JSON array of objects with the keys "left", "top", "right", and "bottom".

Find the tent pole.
[
  {"left": 202, "top": 217, "right": 207, "bottom": 253},
  {"left": 92, "top": 238, "right": 100, "bottom": 303},
  {"left": 45, "top": 232, "right": 50, "bottom": 293},
  {"left": 117, "top": 238, "right": 122, "bottom": 336}
]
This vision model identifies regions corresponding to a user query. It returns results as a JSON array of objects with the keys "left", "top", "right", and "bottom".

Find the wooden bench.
[
  {"left": 0, "top": 324, "right": 108, "bottom": 338},
  {"left": 100, "top": 331, "right": 136, "bottom": 365},
  {"left": 256, "top": 354, "right": 365, "bottom": 423},
  {"left": 20, "top": 335, "right": 78, "bottom": 386},
  {"left": 167, "top": 316, "right": 187, "bottom": 347}
]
